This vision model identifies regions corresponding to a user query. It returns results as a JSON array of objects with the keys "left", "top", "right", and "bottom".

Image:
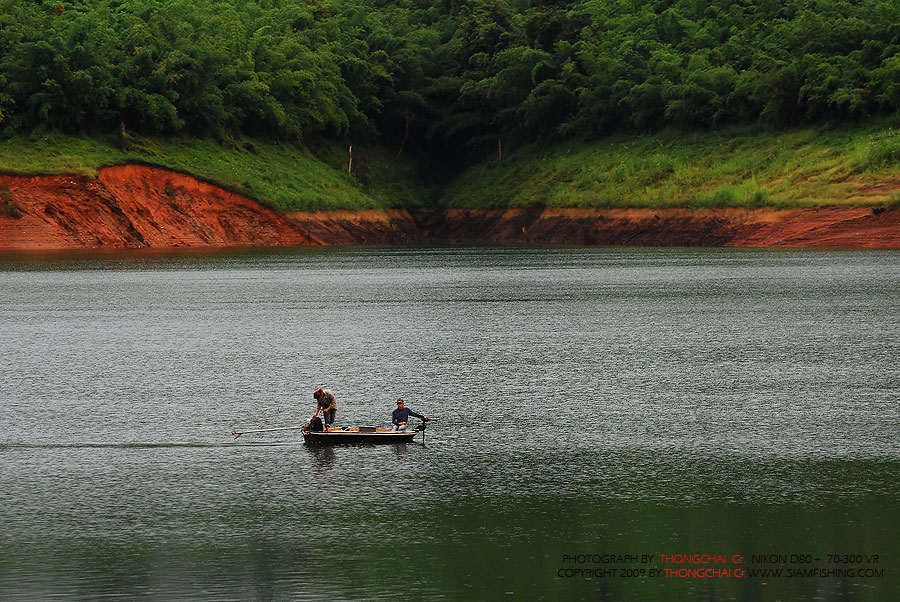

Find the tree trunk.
[{"left": 397, "top": 117, "right": 410, "bottom": 159}]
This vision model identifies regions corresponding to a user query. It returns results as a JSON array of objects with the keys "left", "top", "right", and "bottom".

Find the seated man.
[
  {"left": 313, "top": 388, "right": 337, "bottom": 430},
  {"left": 391, "top": 398, "right": 427, "bottom": 431}
]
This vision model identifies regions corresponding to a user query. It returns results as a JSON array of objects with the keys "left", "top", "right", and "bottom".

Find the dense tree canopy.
[{"left": 1, "top": 0, "right": 899, "bottom": 158}]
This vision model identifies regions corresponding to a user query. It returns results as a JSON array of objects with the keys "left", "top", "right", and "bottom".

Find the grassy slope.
[
  {"left": 0, "top": 133, "right": 433, "bottom": 212},
  {"left": 441, "top": 121, "right": 900, "bottom": 209},
  {"left": 4, "top": 121, "right": 900, "bottom": 211}
]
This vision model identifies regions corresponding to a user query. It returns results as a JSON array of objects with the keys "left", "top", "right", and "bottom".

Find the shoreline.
[{"left": 2, "top": 165, "right": 899, "bottom": 250}]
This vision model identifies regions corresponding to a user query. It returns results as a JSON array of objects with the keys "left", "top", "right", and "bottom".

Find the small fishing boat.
[{"left": 232, "top": 418, "right": 430, "bottom": 444}]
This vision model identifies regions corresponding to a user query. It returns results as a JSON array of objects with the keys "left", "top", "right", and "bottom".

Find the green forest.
[{"left": 3, "top": 0, "right": 900, "bottom": 209}]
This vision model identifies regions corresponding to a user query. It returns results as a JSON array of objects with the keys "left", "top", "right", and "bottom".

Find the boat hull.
[{"left": 303, "top": 429, "right": 417, "bottom": 444}]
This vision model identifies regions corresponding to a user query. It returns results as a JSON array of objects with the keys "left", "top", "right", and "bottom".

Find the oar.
[{"left": 232, "top": 425, "right": 307, "bottom": 440}]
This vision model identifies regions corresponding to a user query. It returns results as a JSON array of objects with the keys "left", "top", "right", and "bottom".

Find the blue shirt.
[{"left": 392, "top": 406, "right": 423, "bottom": 425}]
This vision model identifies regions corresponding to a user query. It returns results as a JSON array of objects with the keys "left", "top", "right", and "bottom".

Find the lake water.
[{"left": 0, "top": 246, "right": 897, "bottom": 601}]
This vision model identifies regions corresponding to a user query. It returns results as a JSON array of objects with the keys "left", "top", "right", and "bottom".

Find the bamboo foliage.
[{"left": 1, "top": 0, "right": 899, "bottom": 159}]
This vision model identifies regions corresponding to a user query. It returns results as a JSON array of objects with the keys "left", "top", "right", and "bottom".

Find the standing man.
[
  {"left": 313, "top": 388, "right": 337, "bottom": 430},
  {"left": 391, "top": 398, "right": 427, "bottom": 431}
]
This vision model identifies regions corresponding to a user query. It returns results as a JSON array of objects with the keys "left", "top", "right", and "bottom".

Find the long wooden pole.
[{"left": 232, "top": 425, "right": 307, "bottom": 439}]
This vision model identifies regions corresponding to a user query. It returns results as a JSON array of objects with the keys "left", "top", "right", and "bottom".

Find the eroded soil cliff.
[
  {"left": 0, "top": 165, "right": 313, "bottom": 249},
  {"left": 432, "top": 207, "right": 900, "bottom": 248},
  {"left": 1, "top": 166, "right": 899, "bottom": 250}
]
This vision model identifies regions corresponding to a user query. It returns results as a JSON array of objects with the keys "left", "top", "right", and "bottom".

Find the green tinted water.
[{"left": 0, "top": 246, "right": 897, "bottom": 600}]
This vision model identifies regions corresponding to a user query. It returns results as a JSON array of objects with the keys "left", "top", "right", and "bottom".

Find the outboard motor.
[
  {"left": 413, "top": 417, "right": 430, "bottom": 444},
  {"left": 310, "top": 416, "right": 324, "bottom": 432}
]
